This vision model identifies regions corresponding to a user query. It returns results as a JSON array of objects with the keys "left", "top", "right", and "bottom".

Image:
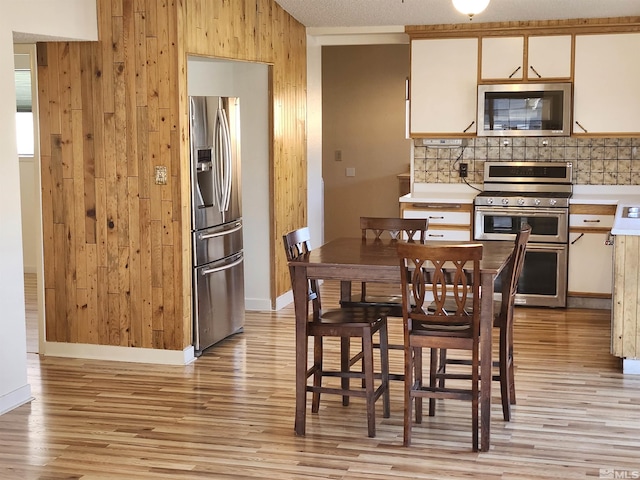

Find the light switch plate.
[
  {"left": 155, "top": 166, "right": 168, "bottom": 185},
  {"left": 346, "top": 167, "right": 355, "bottom": 177}
]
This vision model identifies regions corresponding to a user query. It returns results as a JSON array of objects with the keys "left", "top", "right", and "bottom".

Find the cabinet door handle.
[
  {"left": 508, "top": 66, "right": 522, "bottom": 78},
  {"left": 529, "top": 65, "right": 542, "bottom": 78},
  {"left": 575, "top": 121, "right": 588, "bottom": 133},
  {"left": 463, "top": 120, "right": 475, "bottom": 133},
  {"left": 571, "top": 233, "right": 584, "bottom": 245}
]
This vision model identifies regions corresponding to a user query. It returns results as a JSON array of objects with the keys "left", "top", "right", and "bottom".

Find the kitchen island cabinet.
[{"left": 610, "top": 200, "right": 640, "bottom": 373}]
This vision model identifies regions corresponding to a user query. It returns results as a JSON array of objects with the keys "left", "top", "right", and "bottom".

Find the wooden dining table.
[{"left": 288, "top": 237, "right": 515, "bottom": 452}]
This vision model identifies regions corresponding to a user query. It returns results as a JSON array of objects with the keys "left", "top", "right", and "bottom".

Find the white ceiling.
[{"left": 274, "top": 0, "right": 640, "bottom": 29}]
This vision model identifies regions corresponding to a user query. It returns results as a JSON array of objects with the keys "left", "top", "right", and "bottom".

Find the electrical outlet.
[{"left": 459, "top": 163, "right": 468, "bottom": 178}]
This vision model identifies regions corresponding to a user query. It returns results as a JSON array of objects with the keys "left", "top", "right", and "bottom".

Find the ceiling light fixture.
[{"left": 452, "top": 0, "right": 490, "bottom": 20}]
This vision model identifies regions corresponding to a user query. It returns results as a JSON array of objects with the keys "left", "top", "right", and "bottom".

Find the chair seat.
[{"left": 319, "top": 307, "right": 388, "bottom": 327}]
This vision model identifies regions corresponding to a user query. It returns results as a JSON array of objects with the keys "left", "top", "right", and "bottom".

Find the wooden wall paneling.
[
  {"left": 101, "top": 1, "right": 115, "bottom": 114},
  {"left": 123, "top": 0, "right": 139, "bottom": 179},
  {"left": 82, "top": 46, "right": 98, "bottom": 245},
  {"left": 162, "top": 243, "right": 176, "bottom": 349},
  {"left": 59, "top": 44, "right": 73, "bottom": 180},
  {"left": 134, "top": 11, "right": 148, "bottom": 107},
  {"left": 128, "top": 176, "right": 142, "bottom": 347},
  {"left": 152, "top": 283, "right": 164, "bottom": 348},
  {"left": 145, "top": 37, "right": 159, "bottom": 132},
  {"left": 62, "top": 178, "right": 77, "bottom": 342},
  {"left": 118, "top": 245, "right": 130, "bottom": 346},
  {"left": 37, "top": 0, "right": 305, "bottom": 352},
  {"left": 631, "top": 236, "right": 640, "bottom": 357},
  {"left": 157, "top": 0, "right": 170, "bottom": 110},
  {"left": 71, "top": 108, "right": 88, "bottom": 293},
  {"left": 145, "top": 0, "right": 158, "bottom": 38},
  {"left": 140, "top": 199, "right": 153, "bottom": 348},
  {"left": 53, "top": 223, "right": 67, "bottom": 342}
]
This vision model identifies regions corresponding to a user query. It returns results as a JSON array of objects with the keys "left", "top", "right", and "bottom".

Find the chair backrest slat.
[
  {"left": 283, "top": 227, "right": 321, "bottom": 319},
  {"left": 397, "top": 242, "right": 482, "bottom": 333},
  {"left": 361, "top": 217, "right": 427, "bottom": 243}
]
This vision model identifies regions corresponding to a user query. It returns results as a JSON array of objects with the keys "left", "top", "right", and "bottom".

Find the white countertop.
[
  {"left": 400, "top": 183, "right": 480, "bottom": 204},
  {"left": 571, "top": 185, "right": 640, "bottom": 205},
  {"left": 400, "top": 183, "right": 640, "bottom": 236}
]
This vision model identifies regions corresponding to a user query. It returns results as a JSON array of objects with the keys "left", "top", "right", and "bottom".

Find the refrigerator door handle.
[
  {"left": 200, "top": 255, "right": 244, "bottom": 276},
  {"left": 213, "top": 107, "right": 224, "bottom": 211},
  {"left": 197, "top": 222, "right": 242, "bottom": 240},
  {"left": 219, "top": 105, "right": 232, "bottom": 212}
]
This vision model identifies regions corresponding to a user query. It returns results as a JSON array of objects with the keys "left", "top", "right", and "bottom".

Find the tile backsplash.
[{"left": 413, "top": 137, "right": 640, "bottom": 185}]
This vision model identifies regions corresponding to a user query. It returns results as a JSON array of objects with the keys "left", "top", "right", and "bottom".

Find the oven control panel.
[{"left": 475, "top": 193, "right": 570, "bottom": 208}]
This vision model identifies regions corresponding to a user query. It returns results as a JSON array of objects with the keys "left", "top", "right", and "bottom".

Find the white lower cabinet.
[
  {"left": 568, "top": 205, "right": 615, "bottom": 296},
  {"left": 401, "top": 202, "right": 472, "bottom": 241}
]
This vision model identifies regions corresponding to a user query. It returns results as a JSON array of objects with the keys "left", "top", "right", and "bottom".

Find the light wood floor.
[{"left": 3, "top": 278, "right": 640, "bottom": 479}]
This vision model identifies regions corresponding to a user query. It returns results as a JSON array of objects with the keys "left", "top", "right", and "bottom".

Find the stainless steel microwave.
[{"left": 477, "top": 82, "right": 572, "bottom": 137}]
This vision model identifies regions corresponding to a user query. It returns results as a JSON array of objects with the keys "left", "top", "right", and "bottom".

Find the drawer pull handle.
[
  {"left": 583, "top": 219, "right": 601, "bottom": 223},
  {"left": 428, "top": 233, "right": 445, "bottom": 238},
  {"left": 428, "top": 216, "right": 445, "bottom": 220}
]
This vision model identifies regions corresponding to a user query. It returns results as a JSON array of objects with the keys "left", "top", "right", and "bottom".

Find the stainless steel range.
[{"left": 474, "top": 161, "right": 573, "bottom": 307}]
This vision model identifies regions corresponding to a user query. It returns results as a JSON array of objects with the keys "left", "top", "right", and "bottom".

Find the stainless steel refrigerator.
[{"left": 189, "top": 95, "right": 244, "bottom": 356}]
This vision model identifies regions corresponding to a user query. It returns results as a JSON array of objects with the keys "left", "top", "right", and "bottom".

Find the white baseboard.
[
  {"left": 0, "top": 384, "right": 33, "bottom": 416},
  {"left": 43, "top": 342, "right": 195, "bottom": 365},
  {"left": 623, "top": 358, "right": 640, "bottom": 374},
  {"left": 245, "top": 297, "right": 273, "bottom": 311},
  {"left": 274, "top": 289, "right": 293, "bottom": 311}
]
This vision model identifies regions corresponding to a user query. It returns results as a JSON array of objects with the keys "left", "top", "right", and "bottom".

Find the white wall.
[
  {"left": 0, "top": 0, "right": 98, "bottom": 416},
  {"left": 187, "top": 57, "right": 271, "bottom": 310},
  {"left": 306, "top": 38, "right": 324, "bottom": 251}
]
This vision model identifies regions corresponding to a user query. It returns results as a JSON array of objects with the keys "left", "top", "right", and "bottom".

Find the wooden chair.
[
  {"left": 397, "top": 242, "right": 483, "bottom": 450},
  {"left": 283, "top": 227, "right": 390, "bottom": 437},
  {"left": 435, "top": 224, "right": 531, "bottom": 421},
  {"left": 341, "top": 217, "right": 428, "bottom": 317}
]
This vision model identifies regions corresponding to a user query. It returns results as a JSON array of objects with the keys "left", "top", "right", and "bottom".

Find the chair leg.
[
  {"left": 312, "top": 335, "right": 323, "bottom": 413},
  {"left": 340, "top": 336, "right": 351, "bottom": 407},
  {"left": 362, "top": 328, "right": 376, "bottom": 438},
  {"left": 507, "top": 321, "right": 517, "bottom": 406},
  {"left": 428, "top": 348, "right": 438, "bottom": 417},
  {"left": 415, "top": 346, "right": 423, "bottom": 423},
  {"left": 378, "top": 322, "right": 391, "bottom": 419},
  {"left": 498, "top": 324, "right": 510, "bottom": 421},
  {"left": 404, "top": 345, "right": 414, "bottom": 446}
]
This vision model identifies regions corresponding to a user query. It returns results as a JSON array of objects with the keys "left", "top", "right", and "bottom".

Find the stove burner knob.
[
  {"left": 550, "top": 199, "right": 557, "bottom": 206},
  {"left": 486, "top": 197, "right": 494, "bottom": 204},
  {"left": 517, "top": 198, "right": 525, "bottom": 205},
  {"left": 534, "top": 198, "right": 541, "bottom": 206},
  {"left": 502, "top": 198, "right": 509, "bottom": 205}
]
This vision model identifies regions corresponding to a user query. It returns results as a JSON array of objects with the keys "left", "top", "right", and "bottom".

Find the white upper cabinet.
[
  {"left": 481, "top": 36, "right": 524, "bottom": 80},
  {"left": 527, "top": 35, "right": 572, "bottom": 79},
  {"left": 481, "top": 35, "right": 571, "bottom": 81},
  {"left": 410, "top": 38, "right": 478, "bottom": 136},
  {"left": 574, "top": 33, "right": 640, "bottom": 134}
]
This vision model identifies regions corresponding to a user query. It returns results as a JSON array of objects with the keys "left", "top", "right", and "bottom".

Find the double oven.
[{"left": 474, "top": 162, "right": 573, "bottom": 307}]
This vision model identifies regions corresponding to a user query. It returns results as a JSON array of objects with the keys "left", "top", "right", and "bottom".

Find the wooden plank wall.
[
  {"left": 36, "top": 0, "right": 306, "bottom": 351},
  {"left": 177, "top": 0, "right": 308, "bottom": 306},
  {"left": 612, "top": 235, "right": 640, "bottom": 357}
]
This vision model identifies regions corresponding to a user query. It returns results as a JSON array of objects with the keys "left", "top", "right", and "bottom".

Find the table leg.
[
  {"left": 480, "top": 271, "right": 494, "bottom": 452},
  {"left": 293, "top": 264, "right": 308, "bottom": 436}
]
